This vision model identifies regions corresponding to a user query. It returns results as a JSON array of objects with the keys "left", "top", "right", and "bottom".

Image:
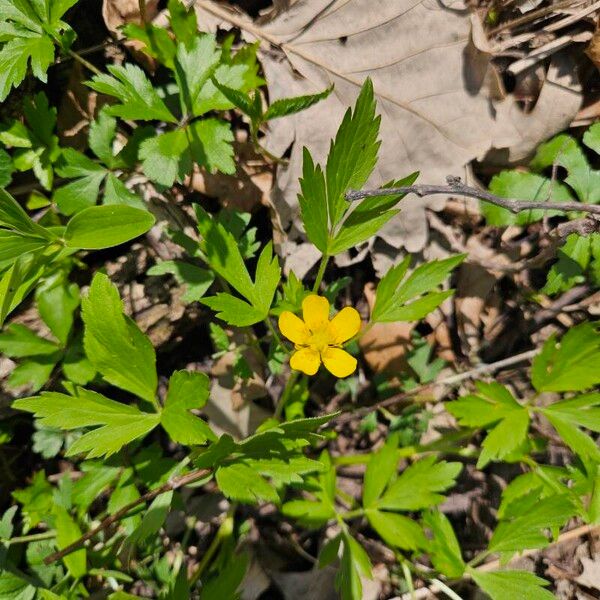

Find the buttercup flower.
[{"left": 278, "top": 295, "right": 361, "bottom": 378}]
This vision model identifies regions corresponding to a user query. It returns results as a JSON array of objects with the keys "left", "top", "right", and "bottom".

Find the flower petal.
[
  {"left": 302, "top": 295, "right": 330, "bottom": 332},
  {"left": 321, "top": 347, "right": 357, "bottom": 378},
  {"left": 328, "top": 306, "right": 362, "bottom": 344},
  {"left": 279, "top": 311, "right": 310, "bottom": 345},
  {"left": 290, "top": 347, "right": 321, "bottom": 375}
]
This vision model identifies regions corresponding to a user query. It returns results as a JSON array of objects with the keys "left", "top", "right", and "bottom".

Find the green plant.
[
  {"left": 2, "top": 1, "right": 600, "bottom": 594},
  {"left": 484, "top": 126, "right": 600, "bottom": 294}
]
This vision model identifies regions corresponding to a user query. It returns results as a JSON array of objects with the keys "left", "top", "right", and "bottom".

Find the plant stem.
[
  {"left": 188, "top": 506, "right": 235, "bottom": 588},
  {"left": 430, "top": 578, "right": 464, "bottom": 600},
  {"left": 8, "top": 531, "right": 56, "bottom": 545},
  {"left": 264, "top": 317, "right": 290, "bottom": 354},
  {"left": 313, "top": 254, "right": 329, "bottom": 293},
  {"left": 401, "top": 560, "right": 416, "bottom": 600},
  {"left": 274, "top": 370, "right": 299, "bottom": 419},
  {"left": 340, "top": 508, "right": 364, "bottom": 520},
  {"left": 67, "top": 49, "right": 103, "bottom": 76}
]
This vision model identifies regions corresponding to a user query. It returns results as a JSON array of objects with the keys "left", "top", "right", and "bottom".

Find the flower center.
[{"left": 307, "top": 325, "right": 331, "bottom": 353}]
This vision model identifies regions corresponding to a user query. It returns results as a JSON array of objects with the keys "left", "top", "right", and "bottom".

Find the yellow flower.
[{"left": 278, "top": 295, "right": 361, "bottom": 378}]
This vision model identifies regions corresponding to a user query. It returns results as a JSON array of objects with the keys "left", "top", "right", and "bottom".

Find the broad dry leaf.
[{"left": 196, "top": 0, "right": 581, "bottom": 260}]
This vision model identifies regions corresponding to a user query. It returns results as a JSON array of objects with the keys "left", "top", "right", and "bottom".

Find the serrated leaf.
[
  {"left": 64, "top": 204, "right": 155, "bottom": 249},
  {"left": 215, "top": 462, "right": 279, "bottom": 504},
  {"left": 81, "top": 272, "right": 157, "bottom": 403},
  {"left": 423, "top": 510, "right": 465, "bottom": 578},
  {"left": 470, "top": 569, "right": 555, "bottom": 600},
  {"left": 531, "top": 322, "right": 600, "bottom": 392},
  {"left": 174, "top": 34, "right": 220, "bottom": 116},
  {"left": 264, "top": 86, "right": 333, "bottom": 120},
  {"left": 488, "top": 495, "right": 577, "bottom": 554},
  {"left": 298, "top": 147, "right": 329, "bottom": 252},
  {"left": 366, "top": 509, "right": 426, "bottom": 550},
  {"left": 161, "top": 370, "right": 215, "bottom": 445},
  {"left": 531, "top": 133, "right": 600, "bottom": 204},
  {"left": 542, "top": 233, "right": 591, "bottom": 295},
  {"left": 168, "top": 0, "right": 197, "bottom": 50},
  {"left": 86, "top": 63, "right": 176, "bottom": 122},
  {"left": 372, "top": 254, "right": 464, "bottom": 323},
  {"left": 13, "top": 388, "right": 160, "bottom": 459},
  {"left": 363, "top": 434, "right": 399, "bottom": 507},
  {"left": 378, "top": 456, "right": 461, "bottom": 511}
]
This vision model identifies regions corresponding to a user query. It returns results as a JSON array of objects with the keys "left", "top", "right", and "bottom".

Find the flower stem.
[
  {"left": 188, "top": 506, "right": 235, "bottom": 588},
  {"left": 8, "top": 531, "right": 56, "bottom": 545},
  {"left": 430, "top": 578, "right": 464, "bottom": 600},
  {"left": 313, "top": 254, "right": 329, "bottom": 293},
  {"left": 274, "top": 370, "right": 299, "bottom": 419},
  {"left": 67, "top": 49, "right": 103, "bottom": 76}
]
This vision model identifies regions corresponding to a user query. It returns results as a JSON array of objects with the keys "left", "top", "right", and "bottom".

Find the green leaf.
[
  {"left": 337, "top": 531, "right": 372, "bottom": 600},
  {"left": 366, "top": 509, "right": 426, "bottom": 550},
  {"left": 0, "top": 250, "right": 55, "bottom": 326},
  {"left": 264, "top": 86, "right": 333, "bottom": 120},
  {"left": 531, "top": 133, "right": 600, "bottom": 204},
  {"left": 0, "top": 505, "right": 17, "bottom": 540},
  {"left": 0, "top": 230, "right": 49, "bottom": 271},
  {"left": 103, "top": 173, "right": 144, "bottom": 209},
  {"left": 12, "top": 470, "right": 53, "bottom": 532},
  {"left": 174, "top": 35, "right": 220, "bottom": 116},
  {"left": 36, "top": 274, "right": 79, "bottom": 345},
  {"left": 372, "top": 254, "right": 465, "bottom": 323},
  {"left": 281, "top": 499, "right": 336, "bottom": 527},
  {"left": 212, "top": 81, "right": 260, "bottom": 120},
  {"left": 485, "top": 171, "right": 573, "bottom": 225},
  {"left": 0, "top": 572, "right": 35, "bottom": 600},
  {"left": 378, "top": 456, "right": 461, "bottom": 511},
  {"left": 542, "top": 233, "right": 591, "bottom": 295},
  {"left": 139, "top": 119, "right": 234, "bottom": 186},
  {"left": 54, "top": 505, "right": 86, "bottom": 578},
  {"left": 215, "top": 462, "right": 280, "bottom": 504},
  {"left": 330, "top": 173, "right": 419, "bottom": 254},
  {"left": 161, "top": 370, "right": 215, "bottom": 445},
  {"left": 64, "top": 205, "right": 155, "bottom": 249},
  {"left": 0, "top": 147, "right": 13, "bottom": 187},
  {"left": 7, "top": 355, "right": 59, "bottom": 392},
  {"left": 197, "top": 208, "right": 280, "bottom": 325},
  {"left": 53, "top": 148, "right": 106, "bottom": 214},
  {"left": 531, "top": 322, "right": 600, "bottom": 392},
  {"left": 147, "top": 260, "right": 214, "bottom": 302},
  {"left": 326, "top": 78, "right": 380, "bottom": 227},
  {"left": 0, "top": 187, "right": 52, "bottom": 238},
  {"left": 126, "top": 490, "right": 173, "bottom": 547},
  {"left": 447, "top": 382, "right": 529, "bottom": 468},
  {"left": 86, "top": 64, "right": 176, "bottom": 122},
  {"left": 0, "top": 323, "right": 58, "bottom": 357},
  {"left": 488, "top": 495, "right": 577, "bottom": 554},
  {"left": 81, "top": 272, "right": 157, "bottom": 404},
  {"left": 0, "top": 33, "right": 53, "bottom": 101},
  {"left": 168, "top": 0, "right": 197, "bottom": 50},
  {"left": 88, "top": 108, "right": 119, "bottom": 167},
  {"left": 198, "top": 552, "right": 249, "bottom": 600},
  {"left": 363, "top": 434, "right": 399, "bottom": 507},
  {"left": 541, "top": 393, "right": 600, "bottom": 461},
  {"left": 423, "top": 510, "right": 465, "bottom": 578},
  {"left": 122, "top": 23, "right": 176, "bottom": 68},
  {"left": 470, "top": 569, "right": 555, "bottom": 600},
  {"left": 13, "top": 388, "right": 160, "bottom": 458},
  {"left": 298, "top": 147, "right": 329, "bottom": 252}
]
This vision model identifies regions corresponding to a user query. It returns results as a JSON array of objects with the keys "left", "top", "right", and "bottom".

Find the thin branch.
[
  {"left": 333, "top": 348, "right": 538, "bottom": 424},
  {"left": 346, "top": 176, "right": 600, "bottom": 217},
  {"left": 43, "top": 467, "right": 211, "bottom": 565}
]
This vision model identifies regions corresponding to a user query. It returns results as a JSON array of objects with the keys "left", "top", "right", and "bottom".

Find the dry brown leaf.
[
  {"left": 103, "top": 0, "right": 159, "bottom": 33},
  {"left": 359, "top": 283, "right": 413, "bottom": 376},
  {"left": 576, "top": 555, "right": 600, "bottom": 591},
  {"left": 193, "top": 0, "right": 582, "bottom": 265}
]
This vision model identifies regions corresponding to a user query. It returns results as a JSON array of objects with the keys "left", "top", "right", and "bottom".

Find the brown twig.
[
  {"left": 43, "top": 467, "right": 211, "bottom": 565},
  {"left": 346, "top": 176, "right": 600, "bottom": 217}
]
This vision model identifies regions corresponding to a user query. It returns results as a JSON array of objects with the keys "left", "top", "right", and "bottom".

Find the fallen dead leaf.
[
  {"left": 359, "top": 283, "right": 413, "bottom": 376},
  {"left": 576, "top": 555, "right": 600, "bottom": 591},
  {"left": 194, "top": 0, "right": 582, "bottom": 269}
]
